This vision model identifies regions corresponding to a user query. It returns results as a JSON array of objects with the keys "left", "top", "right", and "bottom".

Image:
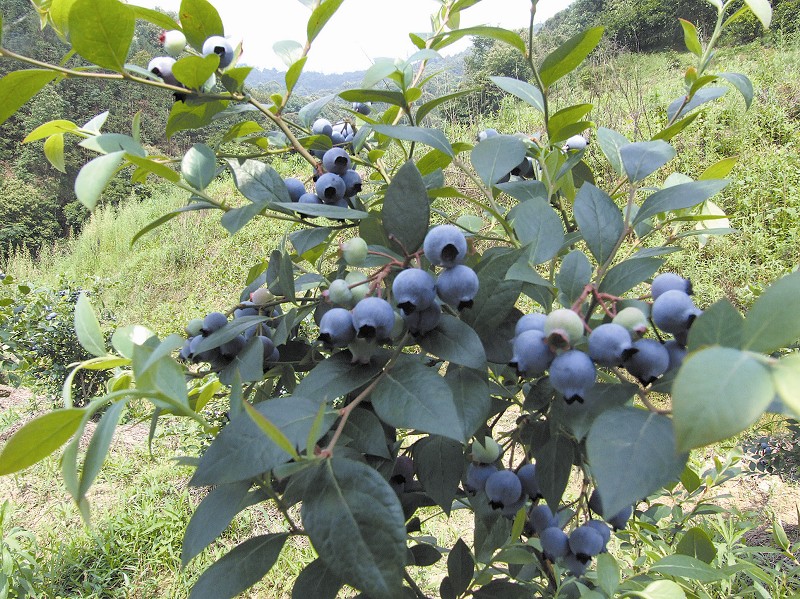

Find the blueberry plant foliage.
[{"left": 0, "top": 0, "right": 798, "bottom": 597}]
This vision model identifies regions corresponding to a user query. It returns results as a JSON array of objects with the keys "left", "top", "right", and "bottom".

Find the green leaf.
[
  {"left": 292, "top": 558, "right": 343, "bottom": 599},
  {"left": 173, "top": 54, "right": 220, "bottom": 90},
  {"left": 382, "top": 160, "right": 430, "bottom": 254},
  {"left": 0, "top": 408, "right": 85, "bottom": 475},
  {"left": 285, "top": 56, "right": 307, "bottom": 95},
  {"left": 687, "top": 298, "right": 743, "bottom": 351},
  {"left": 718, "top": 72, "right": 754, "bottom": 109},
  {"left": 741, "top": 271, "right": 800, "bottom": 353},
  {"left": 429, "top": 26, "right": 526, "bottom": 55},
  {"left": 131, "top": 5, "right": 180, "bottom": 30},
  {"left": 639, "top": 580, "right": 687, "bottom": 599},
  {"left": 464, "top": 249, "right": 524, "bottom": 339},
  {"left": 573, "top": 183, "right": 624, "bottom": 265},
  {"left": 550, "top": 382, "right": 637, "bottom": 441},
  {"left": 473, "top": 580, "right": 530, "bottom": 598},
  {"left": 668, "top": 87, "right": 727, "bottom": 121},
  {"left": 598, "top": 257, "right": 664, "bottom": 297},
  {"left": 307, "top": 0, "right": 345, "bottom": 43},
  {"left": 74, "top": 293, "right": 107, "bottom": 357},
  {"left": 182, "top": 481, "right": 252, "bottom": 566},
  {"left": 489, "top": 76, "right": 544, "bottom": 114},
  {"left": 341, "top": 408, "right": 391, "bottom": 458},
  {"left": 78, "top": 399, "right": 126, "bottom": 499},
  {"left": 371, "top": 355, "right": 464, "bottom": 442},
  {"left": 190, "top": 397, "right": 336, "bottom": 485},
  {"left": 179, "top": 0, "right": 224, "bottom": 50},
  {"left": 699, "top": 156, "right": 738, "bottom": 180},
  {"left": 447, "top": 538, "right": 474, "bottom": 597},
  {"left": 539, "top": 26, "right": 604, "bottom": 88},
  {"left": 125, "top": 154, "right": 180, "bottom": 183},
  {"left": 587, "top": 407, "right": 687, "bottom": 518},
  {"left": 507, "top": 197, "right": 564, "bottom": 264},
  {"left": 596, "top": 127, "right": 629, "bottom": 177},
  {"left": 182, "top": 143, "right": 217, "bottom": 190},
  {"left": 416, "top": 88, "right": 479, "bottom": 124},
  {"left": 672, "top": 347, "right": 775, "bottom": 451},
  {"left": 533, "top": 433, "right": 574, "bottom": 512},
  {"left": 676, "top": 527, "right": 718, "bottom": 563},
  {"left": 744, "top": 0, "right": 772, "bottom": 28},
  {"left": 338, "top": 89, "right": 406, "bottom": 108},
  {"left": 192, "top": 316, "right": 269, "bottom": 354},
  {"left": 167, "top": 99, "right": 228, "bottom": 138},
  {"left": 679, "top": 19, "right": 703, "bottom": 56},
  {"left": 471, "top": 134, "right": 527, "bottom": 187},
  {"left": 649, "top": 554, "right": 733, "bottom": 583},
  {"left": 44, "top": 133, "right": 66, "bottom": 173},
  {"left": 189, "top": 533, "right": 288, "bottom": 599},
  {"left": 556, "top": 250, "right": 592, "bottom": 306},
  {"left": 652, "top": 112, "right": 700, "bottom": 142},
  {"left": 68, "top": 0, "right": 134, "bottom": 71},
  {"left": 771, "top": 353, "right": 800, "bottom": 418},
  {"left": 243, "top": 401, "right": 300, "bottom": 460},
  {"left": 548, "top": 103, "right": 593, "bottom": 142},
  {"left": 596, "top": 553, "right": 620, "bottom": 597},
  {"left": 371, "top": 125, "right": 454, "bottom": 157},
  {"left": 414, "top": 435, "right": 464, "bottom": 514},
  {"left": 272, "top": 202, "right": 368, "bottom": 220},
  {"left": 79, "top": 133, "right": 145, "bottom": 156},
  {"left": 445, "top": 366, "right": 491, "bottom": 441},
  {"left": 301, "top": 458, "right": 406, "bottom": 598},
  {"left": 23, "top": 119, "right": 78, "bottom": 142},
  {"left": 0, "top": 70, "right": 60, "bottom": 127},
  {"left": 418, "top": 314, "right": 486, "bottom": 370},
  {"left": 620, "top": 141, "right": 676, "bottom": 183},
  {"left": 633, "top": 179, "right": 729, "bottom": 225}
]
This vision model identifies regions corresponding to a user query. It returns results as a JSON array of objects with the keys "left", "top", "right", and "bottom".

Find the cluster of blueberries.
[
  {"left": 465, "top": 437, "right": 632, "bottom": 577},
  {"left": 178, "top": 287, "right": 280, "bottom": 374},
  {"left": 147, "top": 31, "right": 235, "bottom": 91},
  {"left": 317, "top": 224, "right": 480, "bottom": 360},
  {"left": 511, "top": 272, "right": 699, "bottom": 403},
  {"left": 282, "top": 146, "right": 363, "bottom": 208}
]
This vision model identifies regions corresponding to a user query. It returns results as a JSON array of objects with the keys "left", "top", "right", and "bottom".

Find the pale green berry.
[
  {"left": 342, "top": 237, "right": 368, "bottom": 266},
  {"left": 328, "top": 278, "right": 354, "bottom": 307},
  {"left": 544, "top": 308, "right": 585, "bottom": 348},
  {"left": 344, "top": 271, "right": 370, "bottom": 302},
  {"left": 613, "top": 306, "right": 649, "bottom": 338},
  {"left": 471, "top": 436, "right": 502, "bottom": 464},
  {"left": 250, "top": 287, "right": 275, "bottom": 305}
]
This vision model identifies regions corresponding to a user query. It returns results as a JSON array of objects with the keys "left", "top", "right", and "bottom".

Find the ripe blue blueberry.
[
  {"left": 563, "top": 553, "right": 588, "bottom": 576},
  {"left": 585, "top": 520, "right": 611, "bottom": 546},
  {"left": 529, "top": 504, "right": 559, "bottom": 534},
  {"left": 484, "top": 469, "right": 523, "bottom": 509},
  {"left": 465, "top": 463, "right": 498, "bottom": 494},
  {"left": 322, "top": 147, "right": 351, "bottom": 175},
  {"left": 540, "top": 527, "right": 570, "bottom": 560},
  {"left": 298, "top": 192, "right": 322, "bottom": 204},
  {"left": 476, "top": 128, "right": 499, "bottom": 142},
  {"left": 563, "top": 134, "right": 588, "bottom": 151},
  {"left": 588, "top": 322, "right": 636, "bottom": 366},
  {"left": 514, "top": 313, "right": 547, "bottom": 337},
  {"left": 549, "top": 350, "right": 596, "bottom": 404},
  {"left": 651, "top": 272, "right": 692, "bottom": 300},
  {"left": 312, "top": 118, "right": 333, "bottom": 136},
  {"left": 512, "top": 157, "right": 535, "bottom": 178},
  {"left": 147, "top": 56, "right": 179, "bottom": 86},
  {"left": 351, "top": 297, "right": 395, "bottom": 341},
  {"left": 423, "top": 224, "right": 468, "bottom": 268},
  {"left": 435, "top": 265, "right": 479, "bottom": 310},
  {"left": 220, "top": 334, "right": 246, "bottom": 357},
  {"left": 318, "top": 307, "right": 356, "bottom": 347},
  {"left": 284, "top": 177, "right": 306, "bottom": 202},
  {"left": 664, "top": 339, "right": 687, "bottom": 372},
  {"left": 390, "top": 455, "right": 415, "bottom": 494},
  {"left": 315, "top": 172, "right": 346, "bottom": 203},
  {"left": 201, "top": 36, "right": 234, "bottom": 68},
  {"left": 516, "top": 463, "right": 540, "bottom": 499},
  {"left": 623, "top": 338, "right": 670, "bottom": 385},
  {"left": 341, "top": 169, "right": 362, "bottom": 197},
  {"left": 259, "top": 335, "right": 278, "bottom": 368},
  {"left": 392, "top": 268, "right": 437, "bottom": 314},
  {"left": 202, "top": 311, "right": 228, "bottom": 334},
  {"left": 607, "top": 505, "right": 633, "bottom": 530},
  {"left": 353, "top": 101, "right": 371, "bottom": 115},
  {"left": 510, "top": 329, "right": 555, "bottom": 377},
  {"left": 651, "top": 289, "right": 702, "bottom": 335},
  {"left": 568, "top": 525, "right": 605, "bottom": 562},
  {"left": 402, "top": 301, "right": 441, "bottom": 336}
]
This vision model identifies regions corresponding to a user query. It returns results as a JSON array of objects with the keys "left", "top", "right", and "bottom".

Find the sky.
[{"left": 128, "top": 0, "right": 575, "bottom": 74}]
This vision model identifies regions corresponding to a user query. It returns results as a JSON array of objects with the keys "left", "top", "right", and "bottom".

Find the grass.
[{"left": 1, "top": 36, "right": 800, "bottom": 599}]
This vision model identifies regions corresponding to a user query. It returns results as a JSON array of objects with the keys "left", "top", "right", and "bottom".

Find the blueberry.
[
  {"left": 402, "top": 301, "right": 441, "bottom": 336},
  {"left": 344, "top": 271, "right": 370, "bottom": 302},
  {"left": 514, "top": 313, "right": 547, "bottom": 337},
  {"left": 390, "top": 455, "right": 415, "bottom": 494},
  {"left": 284, "top": 177, "right": 306, "bottom": 202},
  {"left": 651, "top": 272, "right": 692, "bottom": 300},
  {"left": 298, "top": 192, "right": 322, "bottom": 204},
  {"left": 612, "top": 306, "right": 649, "bottom": 338},
  {"left": 465, "top": 463, "right": 497, "bottom": 494},
  {"left": 485, "top": 469, "right": 523, "bottom": 509},
  {"left": 220, "top": 334, "right": 246, "bottom": 357},
  {"left": 544, "top": 308, "right": 585, "bottom": 348},
  {"left": 476, "top": 128, "right": 499, "bottom": 142},
  {"left": 651, "top": 290, "right": 702, "bottom": 336},
  {"left": 568, "top": 525, "right": 605, "bottom": 562},
  {"left": 563, "top": 134, "right": 588, "bottom": 150},
  {"left": 511, "top": 157, "right": 535, "bottom": 178},
  {"left": 516, "top": 463, "right": 540, "bottom": 499},
  {"left": 159, "top": 30, "right": 187, "bottom": 57},
  {"left": 529, "top": 503, "right": 559, "bottom": 534},
  {"left": 549, "top": 350, "right": 596, "bottom": 404},
  {"left": 185, "top": 318, "right": 204, "bottom": 336},
  {"left": 341, "top": 237, "right": 368, "bottom": 266},
  {"left": 322, "top": 147, "right": 351, "bottom": 175},
  {"left": 353, "top": 101, "right": 371, "bottom": 115},
  {"left": 607, "top": 505, "right": 633, "bottom": 530},
  {"left": 540, "top": 527, "right": 570, "bottom": 560},
  {"left": 664, "top": 339, "right": 687, "bottom": 372},
  {"left": 315, "top": 172, "right": 346, "bottom": 204},
  {"left": 510, "top": 329, "right": 555, "bottom": 377},
  {"left": 471, "top": 436, "right": 501, "bottom": 464},
  {"left": 585, "top": 520, "right": 611, "bottom": 546},
  {"left": 259, "top": 335, "right": 278, "bottom": 368},
  {"left": 423, "top": 224, "right": 468, "bottom": 268},
  {"left": 623, "top": 338, "right": 670, "bottom": 385},
  {"left": 392, "top": 268, "right": 436, "bottom": 314},
  {"left": 351, "top": 297, "right": 395, "bottom": 341},
  {"left": 327, "top": 279, "right": 354, "bottom": 308},
  {"left": 563, "top": 553, "right": 588, "bottom": 576},
  {"left": 202, "top": 312, "right": 228, "bottom": 334},
  {"left": 435, "top": 265, "right": 479, "bottom": 310},
  {"left": 312, "top": 118, "right": 333, "bottom": 137},
  {"left": 147, "top": 56, "right": 179, "bottom": 86},
  {"left": 588, "top": 322, "right": 636, "bottom": 367},
  {"left": 318, "top": 307, "right": 356, "bottom": 347},
  {"left": 342, "top": 169, "right": 362, "bottom": 197},
  {"left": 201, "top": 35, "right": 234, "bottom": 68}
]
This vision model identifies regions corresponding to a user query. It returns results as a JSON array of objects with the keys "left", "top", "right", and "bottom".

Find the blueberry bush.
[{"left": 1, "top": 0, "right": 799, "bottom": 597}]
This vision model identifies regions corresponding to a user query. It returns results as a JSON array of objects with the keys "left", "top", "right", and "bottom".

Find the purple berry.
[
  {"left": 201, "top": 36, "right": 234, "bottom": 68},
  {"left": 485, "top": 469, "right": 523, "bottom": 509},
  {"left": 315, "top": 173, "right": 346, "bottom": 204},
  {"left": 515, "top": 313, "right": 547, "bottom": 337},
  {"left": 540, "top": 527, "right": 570, "bottom": 559},
  {"left": 651, "top": 290, "right": 702, "bottom": 336}
]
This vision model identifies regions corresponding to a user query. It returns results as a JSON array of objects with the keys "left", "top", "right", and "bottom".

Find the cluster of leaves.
[
  {"left": 0, "top": 0, "right": 798, "bottom": 598},
  {"left": 0, "top": 274, "right": 109, "bottom": 401}
]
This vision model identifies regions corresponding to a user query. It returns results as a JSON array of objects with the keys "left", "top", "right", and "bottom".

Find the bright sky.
[{"left": 129, "top": 0, "right": 575, "bottom": 73}]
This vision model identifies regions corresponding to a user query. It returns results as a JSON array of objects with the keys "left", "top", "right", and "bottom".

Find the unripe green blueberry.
[
  {"left": 185, "top": 318, "right": 204, "bottom": 337},
  {"left": 347, "top": 337, "right": 378, "bottom": 365},
  {"left": 159, "top": 30, "right": 187, "bottom": 57},
  {"left": 613, "top": 306, "right": 649, "bottom": 338},
  {"left": 327, "top": 279, "right": 354, "bottom": 307},
  {"left": 344, "top": 270, "right": 370, "bottom": 302},
  {"left": 250, "top": 287, "right": 275, "bottom": 305},
  {"left": 564, "top": 134, "right": 588, "bottom": 151},
  {"left": 544, "top": 308, "right": 585, "bottom": 348},
  {"left": 342, "top": 237, "right": 368, "bottom": 266},
  {"left": 471, "top": 436, "right": 502, "bottom": 464}
]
